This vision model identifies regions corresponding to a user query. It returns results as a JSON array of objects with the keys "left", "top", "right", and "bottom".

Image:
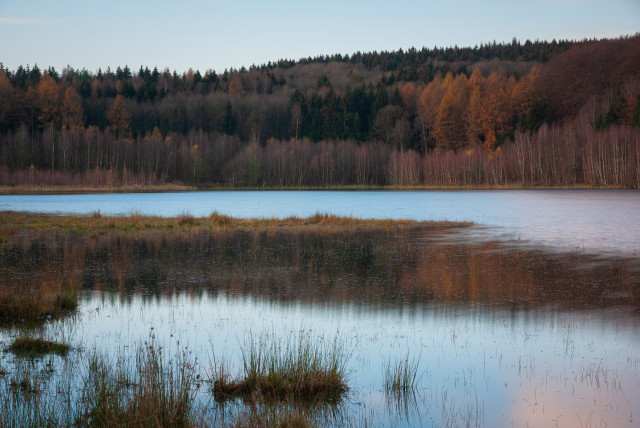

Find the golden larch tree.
[
  {"left": 511, "top": 67, "right": 537, "bottom": 118},
  {"left": 435, "top": 74, "right": 470, "bottom": 151},
  {"left": 228, "top": 76, "right": 245, "bottom": 96},
  {"left": 37, "top": 73, "right": 60, "bottom": 127},
  {"left": 90, "top": 80, "right": 101, "bottom": 98},
  {"left": 106, "top": 95, "right": 131, "bottom": 137},
  {"left": 61, "top": 86, "right": 85, "bottom": 130},
  {"left": 480, "top": 69, "right": 510, "bottom": 150},
  {"left": 466, "top": 68, "right": 485, "bottom": 142},
  {"left": 417, "top": 75, "right": 446, "bottom": 143},
  {"left": 466, "top": 87, "right": 483, "bottom": 142},
  {"left": 398, "top": 82, "right": 417, "bottom": 113},
  {"left": 469, "top": 68, "right": 484, "bottom": 89},
  {"left": 442, "top": 71, "right": 454, "bottom": 90}
]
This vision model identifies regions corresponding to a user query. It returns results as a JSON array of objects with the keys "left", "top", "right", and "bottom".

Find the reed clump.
[
  {"left": 384, "top": 352, "right": 421, "bottom": 394},
  {"left": 177, "top": 212, "right": 197, "bottom": 226},
  {"left": 8, "top": 337, "right": 70, "bottom": 357},
  {"left": 213, "top": 333, "right": 348, "bottom": 404}
]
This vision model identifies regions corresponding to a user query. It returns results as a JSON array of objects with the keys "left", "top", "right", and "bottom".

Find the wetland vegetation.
[
  {"left": 0, "top": 211, "right": 638, "bottom": 426},
  {"left": 0, "top": 210, "right": 455, "bottom": 235},
  {"left": 2, "top": 5, "right": 638, "bottom": 427}
]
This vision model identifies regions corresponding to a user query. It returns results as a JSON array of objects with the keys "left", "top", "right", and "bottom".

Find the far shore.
[{"left": 0, "top": 183, "right": 634, "bottom": 194}]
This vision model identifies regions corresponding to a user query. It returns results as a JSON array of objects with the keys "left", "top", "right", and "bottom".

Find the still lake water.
[{"left": 1, "top": 190, "right": 639, "bottom": 427}]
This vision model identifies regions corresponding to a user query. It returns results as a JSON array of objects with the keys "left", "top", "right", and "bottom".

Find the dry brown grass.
[{"left": 0, "top": 211, "right": 468, "bottom": 236}]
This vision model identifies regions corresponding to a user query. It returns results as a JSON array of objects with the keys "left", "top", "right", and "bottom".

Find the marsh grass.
[
  {"left": 0, "top": 340, "right": 200, "bottom": 428},
  {"left": 0, "top": 211, "right": 467, "bottom": 237},
  {"left": 213, "top": 333, "right": 348, "bottom": 404},
  {"left": 79, "top": 342, "right": 198, "bottom": 427},
  {"left": 0, "top": 336, "right": 338, "bottom": 427},
  {"left": 0, "top": 349, "right": 75, "bottom": 426},
  {"left": 8, "top": 337, "right": 70, "bottom": 357},
  {"left": 0, "top": 285, "right": 78, "bottom": 326},
  {"left": 384, "top": 352, "right": 421, "bottom": 394}
]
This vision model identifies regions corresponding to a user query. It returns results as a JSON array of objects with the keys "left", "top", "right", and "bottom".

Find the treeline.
[
  {"left": 1, "top": 37, "right": 638, "bottom": 144},
  {"left": 1, "top": 123, "right": 638, "bottom": 187},
  {"left": 0, "top": 35, "right": 639, "bottom": 187},
  {"left": 288, "top": 37, "right": 584, "bottom": 76}
]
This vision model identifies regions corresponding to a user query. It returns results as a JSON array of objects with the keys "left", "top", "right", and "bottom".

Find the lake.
[{"left": 0, "top": 190, "right": 639, "bottom": 427}]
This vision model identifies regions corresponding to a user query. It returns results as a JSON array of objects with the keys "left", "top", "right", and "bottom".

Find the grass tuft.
[
  {"left": 384, "top": 352, "right": 421, "bottom": 394},
  {"left": 177, "top": 212, "right": 197, "bottom": 226},
  {"left": 213, "top": 333, "right": 348, "bottom": 404},
  {"left": 209, "top": 211, "right": 236, "bottom": 226},
  {"left": 8, "top": 337, "right": 70, "bottom": 357}
]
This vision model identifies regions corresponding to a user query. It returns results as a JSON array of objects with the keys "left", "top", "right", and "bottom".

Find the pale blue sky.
[{"left": 0, "top": 0, "right": 638, "bottom": 74}]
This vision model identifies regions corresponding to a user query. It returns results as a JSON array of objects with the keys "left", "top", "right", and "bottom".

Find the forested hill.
[{"left": 0, "top": 35, "right": 639, "bottom": 188}]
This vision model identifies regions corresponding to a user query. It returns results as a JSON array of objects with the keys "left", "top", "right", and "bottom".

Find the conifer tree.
[
  {"left": 222, "top": 101, "right": 237, "bottom": 135},
  {"left": 106, "top": 95, "right": 131, "bottom": 137},
  {"left": 37, "top": 73, "right": 60, "bottom": 128},
  {"left": 61, "top": 86, "right": 84, "bottom": 130}
]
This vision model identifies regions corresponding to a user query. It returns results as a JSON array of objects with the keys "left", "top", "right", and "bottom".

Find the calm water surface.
[
  {"left": 1, "top": 190, "right": 639, "bottom": 254},
  {"left": 1, "top": 228, "right": 638, "bottom": 427},
  {"left": 1, "top": 191, "right": 639, "bottom": 426}
]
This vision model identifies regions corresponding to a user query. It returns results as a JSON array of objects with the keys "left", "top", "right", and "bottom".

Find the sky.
[{"left": 0, "top": 0, "right": 638, "bottom": 74}]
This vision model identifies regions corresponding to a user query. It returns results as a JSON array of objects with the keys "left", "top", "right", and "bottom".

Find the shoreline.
[{"left": 0, "top": 183, "right": 635, "bottom": 194}]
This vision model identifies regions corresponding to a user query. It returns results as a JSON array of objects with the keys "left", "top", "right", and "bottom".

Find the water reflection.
[
  {"left": 1, "top": 227, "right": 639, "bottom": 427},
  {"left": 3, "top": 227, "right": 636, "bottom": 310}
]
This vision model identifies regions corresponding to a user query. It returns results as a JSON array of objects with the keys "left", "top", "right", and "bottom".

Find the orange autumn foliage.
[{"left": 37, "top": 73, "right": 60, "bottom": 127}]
